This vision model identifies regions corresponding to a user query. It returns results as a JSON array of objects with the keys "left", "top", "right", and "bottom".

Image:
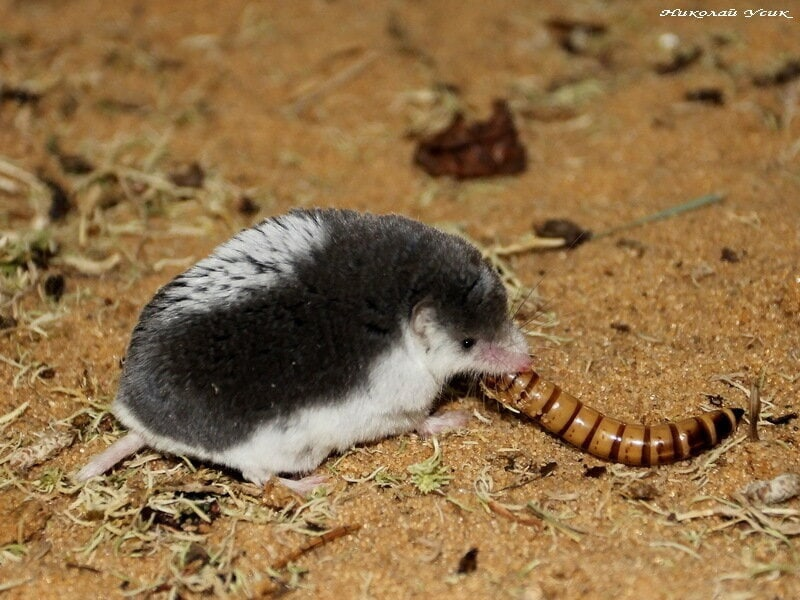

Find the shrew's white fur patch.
[
  {"left": 113, "top": 324, "right": 450, "bottom": 485},
  {"left": 159, "top": 211, "right": 327, "bottom": 313}
]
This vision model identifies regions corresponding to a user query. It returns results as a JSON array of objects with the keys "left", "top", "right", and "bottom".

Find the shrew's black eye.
[{"left": 461, "top": 338, "right": 476, "bottom": 350}]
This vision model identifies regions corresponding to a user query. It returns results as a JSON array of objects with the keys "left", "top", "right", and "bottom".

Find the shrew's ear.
[{"left": 411, "top": 299, "right": 437, "bottom": 341}]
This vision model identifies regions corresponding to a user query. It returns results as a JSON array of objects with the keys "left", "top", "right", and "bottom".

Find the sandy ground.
[{"left": 1, "top": 1, "right": 799, "bottom": 598}]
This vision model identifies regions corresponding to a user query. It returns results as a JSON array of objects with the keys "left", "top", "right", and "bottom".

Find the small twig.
[
  {"left": 594, "top": 193, "right": 726, "bottom": 239},
  {"left": 58, "top": 253, "right": 122, "bottom": 275},
  {"left": 0, "top": 578, "right": 32, "bottom": 592},
  {"left": 65, "top": 562, "right": 103, "bottom": 574},
  {"left": 749, "top": 378, "right": 762, "bottom": 441},
  {"left": 271, "top": 524, "right": 361, "bottom": 570},
  {"left": 648, "top": 540, "right": 702, "bottom": 560},
  {"left": 666, "top": 495, "right": 800, "bottom": 540},
  {"left": 287, "top": 50, "right": 379, "bottom": 116},
  {"left": 486, "top": 500, "right": 542, "bottom": 529},
  {"left": 0, "top": 401, "right": 29, "bottom": 431},
  {"left": 711, "top": 372, "right": 750, "bottom": 396},
  {"left": 526, "top": 502, "right": 586, "bottom": 542},
  {"left": 0, "top": 156, "right": 50, "bottom": 227},
  {"left": 492, "top": 234, "right": 566, "bottom": 256},
  {"left": 156, "top": 483, "right": 232, "bottom": 496}
]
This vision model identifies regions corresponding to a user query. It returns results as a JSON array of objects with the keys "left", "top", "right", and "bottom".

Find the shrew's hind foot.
[
  {"left": 276, "top": 474, "right": 329, "bottom": 496},
  {"left": 243, "top": 467, "right": 328, "bottom": 496},
  {"left": 416, "top": 409, "right": 471, "bottom": 437}
]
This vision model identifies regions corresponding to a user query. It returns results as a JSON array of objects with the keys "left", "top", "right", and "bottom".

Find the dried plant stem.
[
  {"left": 492, "top": 235, "right": 566, "bottom": 256},
  {"left": 594, "top": 193, "right": 726, "bottom": 239},
  {"left": 271, "top": 524, "right": 361, "bottom": 570},
  {"left": 486, "top": 500, "right": 542, "bottom": 529},
  {"left": 288, "top": 50, "right": 380, "bottom": 116},
  {"left": 749, "top": 379, "right": 761, "bottom": 441}
]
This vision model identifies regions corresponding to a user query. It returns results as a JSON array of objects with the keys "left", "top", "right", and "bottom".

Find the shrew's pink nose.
[{"left": 480, "top": 343, "right": 532, "bottom": 374}]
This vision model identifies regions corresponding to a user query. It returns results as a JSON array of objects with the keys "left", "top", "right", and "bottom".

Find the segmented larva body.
[{"left": 481, "top": 371, "right": 744, "bottom": 466}]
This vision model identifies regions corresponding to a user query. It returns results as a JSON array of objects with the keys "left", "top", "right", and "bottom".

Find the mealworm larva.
[{"left": 481, "top": 371, "right": 744, "bottom": 466}]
